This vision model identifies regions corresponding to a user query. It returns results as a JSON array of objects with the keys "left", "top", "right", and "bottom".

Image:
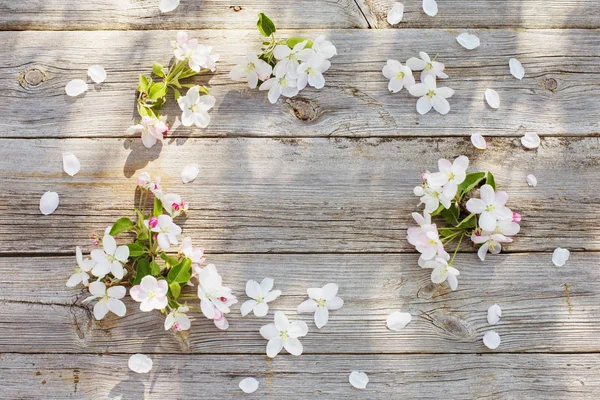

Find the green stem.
[{"left": 449, "top": 232, "right": 465, "bottom": 266}]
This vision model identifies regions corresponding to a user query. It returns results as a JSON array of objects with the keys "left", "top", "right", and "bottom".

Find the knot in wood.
[
  {"left": 542, "top": 77, "right": 558, "bottom": 92},
  {"left": 285, "top": 98, "right": 320, "bottom": 122},
  {"left": 229, "top": 5, "right": 242, "bottom": 12},
  {"left": 19, "top": 68, "right": 45, "bottom": 88}
]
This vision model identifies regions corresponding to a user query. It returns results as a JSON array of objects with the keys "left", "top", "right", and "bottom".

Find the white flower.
[
  {"left": 240, "top": 278, "right": 282, "bottom": 317},
  {"left": 297, "top": 54, "right": 331, "bottom": 90},
  {"left": 260, "top": 311, "right": 308, "bottom": 357},
  {"left": 349, "top": 371, "right": 369, "bottom": 389},
  {"left": 487, "top": 304, "right": 502, "bottom": 324},
  {"left": 386, "top": 312, "right": 412, "bottom": 331},
  {"left": 127, "top": 115, "right": 168, "bottom": 149},
  {"left": 147, "top": 215, "right": 182, "bottom": 250},
  {"left": 39, "top": 191, "right": 59, "bottom": 215},
  {"left": 552, "top": 248, "right": 570, "bottom": 266},
  {"left": 406, "top": 52, "right": 447, "bottom": 81},
  {"left": 406, "top": 211, "right": 432, "bottom": 245},
  {"left": 423, "top": 257, "right": 460, "bottom": 290},
  {"left": 181, "top": 237, "right": 205, "bottom": 264},
  {"left": 509, "top": 58, "right": 525, "bottom": 80},
  {"left": 312, "top": 35, "right": 337, "bottom": 59},
  {"left": 159, "top": 0, "right": 179, "bottom": 13},
  {"left": 229, "top": 53, "right": 273, "bottom": 89},
  {"left": 414, "top": 183, "right": 448, "bottom": 212},
  {"left": 484, "top": 89, "right": 500, "bottom": 109},
  {"left": 197, "top": 264, "right": 237, "bottom": 329},
  {"left": 165, "top": 305, "right": 191, "bottom": 331},
  {"left": 471, "top": 230, "right": 513, "bottom": 261},
  {"left": 521, "top": 132, "right": 540, "bottom": 149},
  {"left": 408, "top": 75, "right": 454, "bottom": 115},
  {"left": 483, "top": 330, "right": 501, "bottom": 349},
  {"left": 66, "top": 246, "right": 95, "bottom": 287},
  {"left": 137, "top": 172, "right": 162, "bottom": 195},
  {"left": 456, "top": 33, "right": 480, "bottom": 50},
  {"left": 273, "top": 40, "right": 308, "bottom": 79},
  {"left": 130, "top": 275, "right": 169, "bottom": 311},
  {"left": 414, "top": 228, "right": 449, "bottom": 264},
  {"left": 427, "top": 156, "right": 469, "bottom": 199},
  {"left": 90, "top": 235, "right": 129, "bottom": 279},
  {"left": 83, "top": 281, "right": 126, "bottom": 320},
  {"left": 297, "top": 283, "right": 343, "bottom": 329},
  {"left": 526, "top": 174, "right": 537, "bottom": 187},
  {"left": 181, "top": 163, "right": 200, "bottom": 183},
  {"left": 259, "top": 69, "right": 299, "bottom": 104},
  {"left": 382, "top": 60, "right": 415, "bottom": 93},
  {"left": 466, "top": 184, "right": 513, "bottom": 232},
  {"left": 62, "top": 152, "right": 81, "bottom": 176},
  {"left": 471, "top": 133, "right": 487, "bottom": 150},
  {"left": 178, "top": 86, "right": 216, "bottom": 128},
  {"left": 87, "top": 65, "right": 106, "bottom": 84},
  {"left": 387, "top": 2, "right": 404, "bottom": 25},
  {"left": 422, "top": 0, "right": 438, "bottom": 16},
  {"left": 160, "top": 193, "right": 189, "bottom": 218},
  {"left": 128, "top": 354, "right": 153, "bottom": 373},
  {"left": 65, "top": 79, "right": 88, "bottom": 97},
  {"left": 172, "top": 31, "right": 219, "bottom": 72},
  {"left": 239, "top": 377, "right": 259, "bottom": 394}
]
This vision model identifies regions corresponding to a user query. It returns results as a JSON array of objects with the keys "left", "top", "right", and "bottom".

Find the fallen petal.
[
  {"left": 386, "top": 312, "right": 412, "bottom": 331},
  {"left": 40, "top": 191, "right": 59, "bottom": 215},
  {"left": 521, "top": 132, "right": 540, "bottom": 149},
  {"left": 483, "top": 331, "right": 501, "bottom": 349},
  {"left": 65, "top": 79, "right": 88, "bottom": 97},
  {"left": 159, "top": 0, "right": 180, "bottom": 12},
  {"left": 239, "top": 377, "right": 259, "bottom": 394},
  {"left": 422, "top": 0, "right": 438, "bottom": 16},
  {"left": 87, "top": 65, "right": 107, "bottom": 84},
  {"left": 181, "top": 163, "right": 200, "bottom": 184},
  {"left": 471, "top": 133, "right": 487, "bottom": 150},
  {"left": 62, "top": 152, "right": 81, "bottom": 176},
  {"left": 349, "top": 371, "right": 369, "bottom": 389},
  {"left": 526, "top": 174, "right": 537, "bottom": 187},
  {"left": 552, "top": 247, "right": 570, "bottom": 267},
  {"left": 128, "top": 353, "right": 153, "bottom": 373},
  {"left": 509, "top": 58, "right": 525, "bottom": 80},
  {"left": 484, "top": 89, "right": 500, "bottom": 109},
  {"left": 387, "top": 2, "right": 404, "bottom": 25},
  {"left": 456, "top": 33, "right": 480, "bottom": 50},
  {"left": 487, "top": 304, "right": 502, "bottom": 325}
]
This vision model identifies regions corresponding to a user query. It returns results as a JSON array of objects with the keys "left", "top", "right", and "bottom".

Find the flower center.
[
  {"left": 106, "top": 254, "right": 116, "bottom": 262},
  {"left": 448, "top": 172, "right": 455, "bottom": 181},
  {"left": 395, "top": 71, "right": 405, "bottom": 79},
  {"left": 280, "top": 330, "right": 289, "bottom": 341},
  {"left": 428, "top": 239, "right": 437, "bottom": 245},
  {"left": 427, "top": 90, "right": 436, "bottom": 98},
  {"left": 485, "top": 204, "right": 495, "bottom": 212},
  {"left": 317, "top": 299, "right": 327, "bottom": 308},
  {"left": 189, "top": 104, "right": 197, "bottom": 112},
  {"left": 307, "top": 67, "right": 316, "bottom": 76},
  {"left": 424, "top": 62, "right": 432, "bottom": 71},
  {"left": 278, "top": 77, "right": 288, "bottom": 86},
  {"left": 147, "top": 291, "right": 156, "bottom": 298},
  {"left": 246, "top": 62, "right": 256, "bottom": 71},
  {"left": 256, "top": 296, "right": 264, "bottom": 303},
  {"left": 173, "top": 322, "right": 181, "bottom": 331},
  {"left": 489, "top": 241, "right": 497, "bottom": 251}
]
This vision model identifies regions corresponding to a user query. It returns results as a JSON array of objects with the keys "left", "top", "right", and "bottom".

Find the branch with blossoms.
[
  {"left": 68, "top": 172, "right": 237, "bottom": 332},
  {"left": 408, "top": 156, "right": 521, "bottom": 290},
  {"left": 128, "top": 31, "right": 219, "bottom": 149},
  {"left": 229, "top": 13, "right": 337, "bottom": 104}
]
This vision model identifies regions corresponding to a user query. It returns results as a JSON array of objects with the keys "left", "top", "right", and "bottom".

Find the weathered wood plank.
[
  {"left": 0, "top": 253, "right": 597, "bottom": 353},
  {"left": 3, "top": 29, "right": 599, "bottom": 138},
  {"left": 0, "top": 0, "right": 369, "bottom": 30},
  {"left": 0, "top": 137, "right": 598, "bottom": 254},
  {"left": 3, "top": 353, "right": 599, "bottom": 399}
]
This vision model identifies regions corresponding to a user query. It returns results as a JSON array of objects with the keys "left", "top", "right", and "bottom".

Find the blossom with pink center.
[
  {"left": 137, "top": 172, "right": 162, "bottom": 197},
  {"left": 161, "top": 193, "right": 189, "bottom": 217},
  {"left": 172, "top": 31, "right": 219, "bottom": 72},
  {"left": 145, "top": 215, "right": 181, "bottom": 250},
  {"left": 148, "top": 217, "right": 158, "bottom": 228},
  {"left": 197, "top": 264, "right": 237, "bottom": 330},
  {"left": 127, "top": 116, "right": 168, "bottom": 149},
  {"left": 512, "top": 212, "right": 521, "bottom": 223},
  {"left": 130, "top": 275, "right": 169, "bottom": 312},
  {"left": 164, "top": 305, "right": 191, "bottom": 331}
]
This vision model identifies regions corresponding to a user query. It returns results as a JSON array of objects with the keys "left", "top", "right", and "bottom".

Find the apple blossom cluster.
[
  {"left": 128, "top": 31, "right": 218, "bottom": 148},
  {"left": 408, "top": 156, "right": 521, "bottom": 290},
  {"left": 382, "top": 52, "right": 454, "bottom": 115},
  {"left": 68, "top": 172, "right": 237, "bottom": 332},
  {"left": 229, "top": 13, "right": 337, "bottom": 104}
]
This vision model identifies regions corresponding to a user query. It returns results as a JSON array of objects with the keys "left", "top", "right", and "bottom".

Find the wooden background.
[{"left": 1, "top": 0, "right": 600, "bottom": 398}]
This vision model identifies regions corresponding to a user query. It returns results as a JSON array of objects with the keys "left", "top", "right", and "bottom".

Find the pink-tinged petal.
[
  {"left": 314, "top": 307, "right": 329, "bottom": 329},
  {"left": 260, "top": 323, "right": 279, "bottom": 340},
  {"left": 297, "top": 299, "right": 318, "bottom": 313},
  {"left": 494, "top": 191, "right": 509, "bottom": 207},
  {"left": 114, "top": 245, "right": 129, "bottom": 262},
  {"left": 479, "top": 211, "right": 497, "bottom": 232},
  {"left": 129, "top": 285, "right": 144, "bottom": 302},
  {"left": 213, "top": 315, "right": 229, "bottom": 330},
  {"left": 140, "top": 275, "right": 158, "bottom": 291},
  {"left": 156, "top": 279, "right": 169, "bottom": 296},
  {"left": 266, "top": 338, "right": 283, "bottom": 358},
  {"left": 456, "top": 32, "right": 480, "bottom": 50},
  {"left": 427, "top": 172, "right": 448, "bottom": 187},
  {"left": 157, "top": 233, "right": 171, "bottom": 250},
  {"left": 326, "top": 296, "right": 344, "bottom": 310},
  {"left": 495, "top": 206, "right": 513, "bottom": 221},
  {"left": 479, "top": 184, "right": 495, "bottom": 204},
  {"left": 283, "top": 338, "right": 303, "bottom": 356}
]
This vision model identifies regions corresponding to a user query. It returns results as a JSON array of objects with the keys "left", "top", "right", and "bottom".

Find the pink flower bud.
[
  {"left": 92, "top": 240, "right": 99, "bottom": 246},
  {"left": 173, "top": 322, "right": 181, "bottom": 331},
  {"left": 172, "top": 203, "right": 180, "bottom": 211},
  {"left": 148, "top": 216, "right": 158, "bottom": 228},
  {"left": 512, "top": 212, "right": 521, "bottom": 223},
  {"left": 153, "top": 234, "right": 158, "bottom": 240},
  {"left": 219, "top": 296, "right": 227, "bottom": 303},
  {"left": 181, "top": 201, "right": 189, "bottom": 211}
]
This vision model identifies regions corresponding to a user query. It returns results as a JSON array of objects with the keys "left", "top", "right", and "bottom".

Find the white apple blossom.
[
  {"left": 422, "top": 257, "right": 460, "bottom": 290},
  {"left": 414, "top": 183, "right": 448, "bottom": 212},
  {"left": 297, "top": 283, "right": 343, "bottom": 329},
  {"left": 172, "top": 31, "right": 219, "bottom": 72},
  {"left": 273, "top": 40, "right": 308, "bottom": 79},
  {"left": 240, "top": 278, "right": 282, "bottom": 317},
  {"left": 178, "top": 86, "right": 216, "bottom": 128},
  {"left": 406, "top": 52, "right": 448, "bottom": 81},
  {"left": 83, "top": 281, "right": 126, "bottom": 320},
  {"left": 90, "top": 235, "right": 129, "bottom": 279},
  {"left": 137, "top": 172, "right": 162, "bottom": 196},
  {"left": 259, "top": 69, "right": 299, "bottom": 104},
  {"left": 127, "top": 115, "right": 168, "bottom": 149},
  {"left": 160, "top": 193, "right": 189, "bottom": 217},
  {"left": 471, "top": 230, "right": 513, "bottom": 261},
  {"left": 147, "top": 215, "right": 181, "bottom": 250},
  {"left": 426, "top": 156, "right": 469, "bottom": 200},
  {"left": 197, "top": 264, "right": 237, "bottom": 330},
  {"left": 406, "top": 211, "right": 432, "bottom": 245},
  {"left": 164, "top": 305, "right": 191, "bottom": 331},
  {"left": 349, "top": 371, "right": 369, "bottom": 389},
  {"left": 414, "top": 229, "right": 449, "bottom": 265},
  {"left": 260, "top": 311, "right": 308, "bottom": 357},
  {"left": 229, "top": 53, "right": 273, "bottom": 89},
  {"left": 387, "top": 2, "right": 404, "bottom": 25},
  {"left": 312, "top": 35, "right": 337, "bottom": 59},
  {"left": 382, "top": 60, "right": 415, "bottom": 93},
  {"left": 66, "top": 246, "right": 95, "bottom": 287},
  {"left": 466, "top": 184, "right": 513, "bottom": 232},
  {"left": 181, "top": 237, "right": 205, "bottom": 265},
  {"left": 130, "top": 275, "right": 169, "bottom": 311},
  {"left": 297, "top": 54, "right": 331, "bottom": 90},
  {"left": 408, "top": 75, "right": 454, "bottom": 115}
]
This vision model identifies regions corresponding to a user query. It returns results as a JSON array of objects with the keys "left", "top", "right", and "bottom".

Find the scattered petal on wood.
[
  {"left": 471, "top": 133, "right": 487, "bottom": 150},
  {"left": 40, "top": 192, "right": 59, "bottom": 215},
  {"left": 386, "top": 312, "right": 412, "bottom": 331},
  {"left": 487, "top": 304, "right": 502, "bottom": 325},
  {"left": 526, "top": 174, "right": 537, "bottom": 187},
  {"left": 422, "top": 0, "right": 438, "bottom": 16},
  {"left": 181, "top": 163, "right": 200, "bottom": 184},
  {"left": 128, "top": 354, "right": 153, "bottom": 373},
  {"left": 159, "top": 0, "right": 180, "bottom": 13},
  {"left": 483, "top": 331, "right": 501, "bottom": 349},
  {"left": 65, "top": 79, "right": 88, "bottom": 97},
  {"left": 349, "top": 371, "right": 369, "bottom": 389},
  {"left": 387, "top": 2, "right": 404, "bottom": 25},
  {"left": 484, "top": 89, "right": 500, "bottom": 109},
  {"left": 62, "top": 152, "right": 81, "bottom": 176},
  {"left": 552, "top": 248, "right": 570, "bottom": 267},
  {"left": 456, "top": 33, "right": 480, "bottom": 50},
  {"left": 521, "top": 132, "right": 540, "bottom": 149},
  {"left": 87, "top": 65, "right": 106, "bottom": 84},
  {"left": 239, "top": 377, "right": 259, "bottom": 394},
  {"left": 509, "top": 58, "right": 525, "bottom": 80}
]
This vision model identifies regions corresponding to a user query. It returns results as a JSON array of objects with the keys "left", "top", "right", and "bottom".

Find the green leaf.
[
  {"left": 257, "top": 13, "right": 276, "bottom": 37},
  {"left": 286, "top": 37, "right": 313, "bottom": 49},
  {"left": 169, "top": 281, "right": 181, "bottom": 299},
  {"left": 153, "top": 197, "right": 163, "bottom": 217},
  {"left": 152, "top": 62, "right": 165, "bottom": 77},
  {"left": 167, "top": 258, "right": 192, "bottom": 284},
  {"left": 133, "top": 259, "right": 151, "bottom": 285},
  {"left": 168, "top": 299, "right": 179, "bottom": 309},
  {"left": 160, "top": 253, "right": 179, "bottom": 267},
  {"left": 440, "top": 203, "right": 460, "bottom": 225},
  {"left": 173, "top": 88, "right": 181, "bottom": 101},
  {"left": 486, "top": 171, "right": 496, "bottom": 191},
  {"left": 456, "top": 213, "right": 476, "bottom": 229},
  {"left": 178, "top": 68, "right": 198, "bottom": 80},
  {"left": 138, "top": 75, "right": 151, "bottom": 92},
  {"left": 150, "top": 260, "right": 161, "bottom": 275},
  {"left": 438, "top": 227, "right": 458, "bottom": 237},
  {"left": 148, "top": 82, "right": 168, "bottom": 100},
  {"left": 430, "top": 203, "right": 444, "bottom": 216},
  {"left": 110, "top": 217, "right": 134, "bottom": 236},
  {"left": 127, "top": 242, "right": 145, "bottom": 257},
  {"left": 457, "top": 172, "right": 486, "bottom": 197}
]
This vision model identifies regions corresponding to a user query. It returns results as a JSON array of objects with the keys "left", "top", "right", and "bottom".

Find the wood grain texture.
[
  {"left": 1, "top": 252, "right": 598, "bottom": 354},
  {"left": 3, "top": 353, "right": 599, "bottom": 399},
  {"left": 0, "top": 0, "right": 369, "bottom": 30},
  {"left": 4, "top": 29, "right": 599, "bottom": 139},
  {"left": 0, "top": 137, "right": 598, "bottom": 254}
]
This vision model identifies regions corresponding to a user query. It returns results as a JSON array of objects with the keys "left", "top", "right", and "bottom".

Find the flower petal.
[
  {"left": 487, "top": 304, "right": 502, "bottom": 325},
  {"left": 552, "top": 247, "right": 570, "bottom": 267},
  {"left": 62, "top": 152, "right": 81, "bottom": 176},
  {"left": 266, "top": 337, "right": 283, "bottom": 358},
  {"left": 526, "top": 174, "right": 538, "bottom": 187},
  {"left": 483, "top": 331, "right": 501, "bottom": 349},
  {"left": 239, "top": 377, "right": 259, "bottom": 394},
  {"left": 456, "top": 32, "right": 480, "bottom": 50},
  {"left": 484, "top": 89, "right": 500, "bottom": 109},
  {"left": 387, "top": 2, "right": 404, "bottom": 25},
  {"left": 246, "top": 279, "right": 261, "bottom": 299},
  {"left": 416, "top": 96, "right": 433, "bottom": 115},
  {"left": 128, "top": 354, "right": 153, "bottom": 373},
  {"left": 65, "top": 79, "right": 88, "bottom": 97},
  {"left": 39, "top": 191, "right": 59, "bottom": 215},
  {"left": 521, "top": 132, "right": 540, "bottom": 149},
  {"left": 422, "top": 0, "right": 438, "bottom": 16},
  {"left": 107, "top": 298, "right": 126, "bottom": 317},
  {"left": 181, "top": 163, "right": 200, "bottom": 184},
  {"left": 349, "top": 371, "right": 369, "bottom": 389},
  {"left": 326, "top": 296, "right": 344, "bottom": 310},
  {"left": 93, "top": 301, "right": 109, "bottom": 320},
  {"left": 386, "top": 311, "right": 412, "bottom": 331},
  {"left": 159, "top": 0, "right": 180, "bottom": 13},
  {"left": 297, "top": 299, "right": 318, "bottom": 313},
  {"left": 260, "top": 277, "right": 274, "bottom": 294},
  {"left": 314, "top": 307, "right": 329, "bottom": 329},
  {"left": 283, "top": 337, "right": 303, "bottom": 356},
  {"left": 321, "top": 283, "right": 339, "bottom": 300},
  {"left": 87, "top": 65, "right": 106, "bottom": 84},
  {"left": 471, "top": 133, "right": 487, "bottom": 150},
  {"left": 509, "top": 58, "right": 525, "bottom": 80},
  {"left": 259, "top": 323, "right": 279, "bottom": 340}
]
